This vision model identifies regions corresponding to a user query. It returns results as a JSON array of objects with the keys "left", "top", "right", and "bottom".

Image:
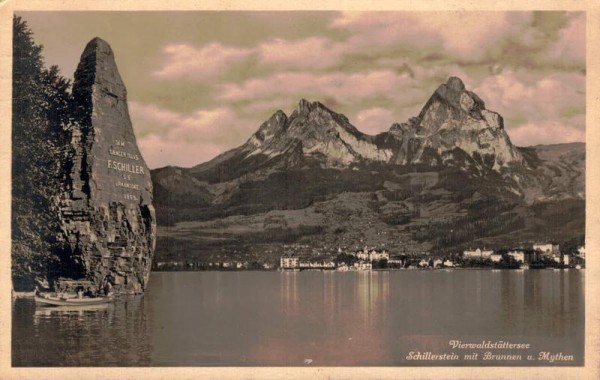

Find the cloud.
[
  {"left": 330, "top": 12, "right": 432, "bottom": 45},
  {"left": 152, "top": 42, "right": 253, "bottom": 80},
  {"left": 474, "top": 70, "right": 585, "bottom": 145},
  {"left": 476, "top": 12, "right": 586, "bottom": 72},
  {"left": 128, "top": 102, "right": 183, "bottom": 137},
  {"left": 258, "top": 37, "right": 347, "bottom": 69},
  {"left": 330, "top": 12, "right": 524, "bottom": 60},
  {"left": 474, "top": 70, "right": 584, "bottom": 116},
  {"left": 508, "top": 121, "right": 585, "bottom": 146},
  {"left": 130, "top": 102, "right": 257, "bottom": 168},
  {"left": 330, "top": 11, "right": 584, "bottom": 72},
  {"left": 549, "top": 12, "right": 585, "bottom": 63},
  {"left": 427, "top": 12, "right": 525, "bottom": 59},
  {"left": 152, "top": 35, "right": 350, "bottom": 80},
  {"left": 219, "top": 70, "right": 413, "bottom": 102},
  {"left": 354, "top": 107, "right": 396, "bottom": 135}
]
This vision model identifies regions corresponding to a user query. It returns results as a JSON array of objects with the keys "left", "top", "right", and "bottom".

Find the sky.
[{"left": 19, "top": 11, "right": 586, "bottom": 169}]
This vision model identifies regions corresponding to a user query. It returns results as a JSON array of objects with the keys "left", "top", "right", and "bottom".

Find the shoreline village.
[{"left": 152, "top": 243, "right": 586, "bottom": 272}]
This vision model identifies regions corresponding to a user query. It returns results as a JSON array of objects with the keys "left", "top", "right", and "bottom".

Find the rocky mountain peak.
[
  {"left": 293, "top": 99, "right": 353, "bottom": 122},
  {"left": 288, "top": 98, "right": 353, "bottom": 134},
  {"left": 248, "top": 110, "right": 288, "bottom": 146},
  {"left": 295, "top": 98, "right": 330, "bottom": 115},
  {"left": 239, "top": 98, "right": 392, "bottom": 168},
  {"left": 446, "top": 76, "right": 466, "bottom": 91},
  {"left": 422, "top": 76, "right": 486, "bottom": 119},
  {"left": 296, "top": 98, "right": 313, "bottom": 114},
  {"left": 386, "top": 76, "right": 522, "bottom": 169}
]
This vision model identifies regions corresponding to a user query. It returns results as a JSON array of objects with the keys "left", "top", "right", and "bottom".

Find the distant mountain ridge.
[
  {"left": 190, "top": 77, "right": 524, "bottom": 179},
  {"left": 151, "top": 77, "right": 584, "bottom": 261}
]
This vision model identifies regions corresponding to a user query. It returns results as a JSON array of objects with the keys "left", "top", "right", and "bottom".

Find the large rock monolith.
[{"left": 58, "top": 37, "right": 156, "bottom": 294}]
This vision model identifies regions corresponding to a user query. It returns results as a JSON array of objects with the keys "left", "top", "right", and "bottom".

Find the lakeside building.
[
  {"left": 370, "top": 250, "right": 390, "bottom": 261},
  {"left": 388, "top": 256, "right": 404, "bottom": 266},
  {"left": 299, "top": 261, "right": 336, "bottom": 269},
  {"left": 443, "top": 259, "right": 455, "bottom": 267},
  {"left": 573, "top": 247, "right": 586, "bottom": 268},
  {"left": 552, "top": 253, "right": 571, "bottom": 266},
  {"left": 533, "top": 243, "right": 560, "bottom": 256},
  {"left": 463, "top": 248, "right": 494, "bottom": 259},
  {"left": 354, "top": 261, "right": 372, "bottom": 271},
  {"left": 508, "top": 250, "right": 525, "bottom": 263},
  {"left": 355, "top": 247, "right": 390, "bottom": 262},
  {"left": 356, "top": 249, "right": 368, "bottom": 260},
  {"left": 490, "top": 254, "right": 503, "bottom": 263},
  {"left": 280, "top": 255, "right": 299, "bottom": 269}
]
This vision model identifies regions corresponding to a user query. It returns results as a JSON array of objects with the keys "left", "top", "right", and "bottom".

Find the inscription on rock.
[{"left": 107, "top": 138, "right": 146, "bottom": 200}]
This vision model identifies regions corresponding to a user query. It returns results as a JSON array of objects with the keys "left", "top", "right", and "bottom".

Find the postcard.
[{"left": 1, "top": 1, "right": 599, "bottom": 379}]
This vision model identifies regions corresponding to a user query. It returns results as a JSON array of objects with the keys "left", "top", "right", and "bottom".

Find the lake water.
[{"left": 12, "top": 270, "right": 584, "bottom": 366}]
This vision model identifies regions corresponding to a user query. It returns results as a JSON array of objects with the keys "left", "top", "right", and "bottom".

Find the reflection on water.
[
  {"left": 281, "top": 271, "right": 299, "bottom": 317},
  {"left": 356, "top": 271, "right": 389, "bottom": 329},
  {"left": 13, "top": 296, "right": 151, "bottom": 366},
  {"left": 12, "top": 270, "right": 584, "bottom": 366}
]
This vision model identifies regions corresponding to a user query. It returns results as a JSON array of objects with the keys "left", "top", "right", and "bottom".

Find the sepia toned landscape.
[{"left": 9, "top": 10, "right": 586, "bottom": 369}]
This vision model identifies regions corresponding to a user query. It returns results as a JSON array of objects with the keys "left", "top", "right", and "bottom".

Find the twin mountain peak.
[{"left": 214, "top": 76, "right": 523, "bottom": 176}]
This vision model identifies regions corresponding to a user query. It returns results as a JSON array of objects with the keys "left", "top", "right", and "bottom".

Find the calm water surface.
[{"left": 12, "top": 270, "right": 584, "bottom": 366}]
